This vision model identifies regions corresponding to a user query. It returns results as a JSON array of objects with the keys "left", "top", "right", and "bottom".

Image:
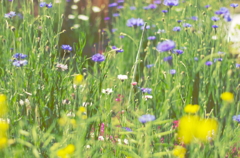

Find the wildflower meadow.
[{"left": 0, "top": 0, "right": 240, "bottom": 157}]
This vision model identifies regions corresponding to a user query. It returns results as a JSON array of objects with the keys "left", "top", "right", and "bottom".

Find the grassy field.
[{"left": 0, "top": 0, "right": 240, "bottom": 157}]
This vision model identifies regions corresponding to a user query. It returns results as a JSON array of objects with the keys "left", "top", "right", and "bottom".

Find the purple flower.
[
  {"left": 39, "top": 2, "right": 46, "bottom": 7},
  {"left": 141, "top": 88, "right": 152, "bottom": 94},
  {"left": 112, "top": 46, "right": 124, "bottom": 53},
  {"left": 230, "top": 3, "right": 238, "bottom": 8},
  {"left": 205, "top": 5, "right": 210, "bottom": 8},
  {"left": 146, "top": 64, "right": 154, "bottom": 68},
  {"left": 118, "top": 0, "right": 124, "bottom": 3},
  {"left": 211, "top": 16, "right": 220, "bottom": 22},
  {"left": 12, "top": 60, "right": 28, "bottom": 67},
  {"left": 169, "top": 69, "right": 176, "bottom": 74},
  {"left": 148, "top": 4, "right": 157, "bottom": 9},
  {"left": 92, "top": 54, "right": 105, "bottom": 62},
  {"left": 177, "top": 20, "right": 182, "bottom": 23},
  {"left": 163, "top": 0, "right": 179, "bottom": 7},
  {"left": 233, "top": 115, "right": 240, "bottom": 122},
  {"left": 104, "top": 17, "right": 110, "bottom": 21},
  {"left": 194, "top": 57, "right": 198, "bottom": 61},
  {"left": 235, "top": 63, "right": 240, "bottom": 68},
  {"left": 218, "top": 51, "right": 225, "bottom": 55},
  {"left": 154, "top": 0, "right": 161, "bottom": 4},
  {"left": 191, "top": 16, "right": 198, "bottom": 21},
  {"left": 108, "top": 2, "right": 118, "bottom": 7},
  {"left": 162, "top": 10, "right": 168, "bottom": 13},
  {"left": 123, "top": 127, "right": 132, "bottom": 131},
  {"left": 61, "top": 45, "right": 72, "bottom": 51},
  {"left": 46, "top": 3, "right": 53, "bottom": 8},
  {"left": 148, "top": 36, "right": 156, "bottom": 40},
  {"left": 156, "top": 40, "right": 175, "bottom": 52},
  {"left": 141, "top": 25, "right": 150, "bottom": 30},
  {"left": 214, "top": 58, "right": 223, "bottom": 62},
  {"left": 174, "top": 49, "right": 183, "bottom": 54},
  {"left": 126, "top": 18, "right": 144, "bottom": 27},
  {"left": 163, "top": 56, "right": 173, "bottom": 61},
  {"left": 13, "top": 53, "right": 27, "bottom": 59},
  {"left": 205, "top": 61, "right": 213, "bottom": 66},
  {"left": 215, "top": 7, "right": 232, "bottom": 22},
  {"left": 173, "top": 26, "right": 181, "bottom": 31},
  {"left": 183, "top": 23, "right": 192, "bottom": 27},
  {"left": 117, "top": 6, "right": 124, "bottom": 9},
  {"left": 130, "top": 6, "right": 136, "bottom": 10},
  {"left": 113, "top": 13, "right": 120, "bottom": 17},
  {"left": 139, "top": 114, "right": 156, "bottom": 123},
  {"left": 119, "top": 35, "right": 125, "bottom": 38},
  {"left": 4, "top": 11, "right": 16, "bottom": 18},
  {"left": 212, "top": 25, "right": 218, "bottom": 28}
]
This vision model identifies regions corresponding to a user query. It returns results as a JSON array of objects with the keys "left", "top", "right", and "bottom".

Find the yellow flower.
[
  {"left": 64, "top": 144, "right": 75, "bottom": 154},
  {"left": 0, "top": 94, "right": 7, "bottom": 117},
  {"left": 184, "top": 104, "right": 200, "bottom": 113},
  {"left": 57, "top": 144, "right": 75, "bottom": 158},
  {"left": 220, "top": 92, "right": 234, "bottom": 103},
  {"left": 172, "top": 145, "right": 186, "bottom": 158},
  {"left": 195, "top": 118, "right": 218, "bottom": 142},
  {"left": 73, "top": 74, "right": 83, "bottom": 85},
  {"left": 79, "top": 107, "right": 86, "bottom": 113},
  {"left": 0, "top": 137, "right": 8, "bottom": 149},
  {"left": 178, "top": 115, "right": 200, "bottom": 144}
]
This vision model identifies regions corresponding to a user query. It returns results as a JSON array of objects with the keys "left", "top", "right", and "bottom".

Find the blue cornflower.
[
  {"left": 235, "top": 63, "right": 240, "bottom": 68},
  {"left": 212, "top": 25, "right": 218, "bottom": 28},
  {"left": 169, "top": 69, "right": 176, "bottom": 74},
  {"left": 233, "top": 115, "right": 240, "bottom": 122},
  {"left": 162, "top": 10, "right": 168, "bottom": 13},
  {"left": 139, "top": 114, "right": 156, "bottom": 123},
  {"left": 92, "top": 54, "right": 105, "bottom": 62},
  {"left": 163, "top": 0, "right": 179, "bottom": 7},
  {"left": 104, "top": 17, "right": 110, "bottom": 21},
  {"left": 12, "top": 60, "right": 28, "bottom": 67},
  {"left": 113, "top": 13, "right": 120, "bottom": 17},
  {"left": 40, "top": 2, "right": 46, "bottom": 7},
  {"left": 177, "top": 20, "right": 182, "bottom": 23},
  {"left": 174, "top": 49, "right": 184, "bottom": 54},
  {"left": 211, "top": 16, "right": 220, "bottom": 22},
  {"left": 215, "top": 7, "right": 232, "bottom": 22},
  {"left": 143, "top": 6, "right": 150, "bottom": 10},
  {"left": 12, "top": 53, "right": 27, "bottom": 59},
  {"left": 148, "top": 4, "right": 157, "bottom": 9},
  {"left": 61, "top": 45, "right": 72, "bottom": 51},
  {"left": 173, "top": 26, "right": 181, "bottom": 32},
  {"left": 46, "top": 3, "right": 53, "bottom": 8},
  {"left": 191, "top": 16, "right": 198, "bottom": 21},
  {"left": 117, "top": 6, "right": 124, "bottom": 9},
  {"left": 163, "top": 56, "right": 173, "bottom": 61},
  {"left": 108, "top": 2, "right": 118, "bottom": 7},
  {"left": 214, "top": 58, "right": 223, "bottom": 62},
  {"left": 183, "top": 23, "right": 192, "bottom": 27},
  {"left": 205, "top": 5, "right": 210, "bottom": 8},
  {"left": 154, "top": 0, "right": 161, "bottom": 4},
  {"left": 148, "top": 36, "right": 156, "bottom": 40},
  {"left": 4, "top": 11, "right": 16, "bottom": 18},
  {"left": 194, "top": 57, "right": 198, "bottom": 61},
  {"left": 146, "top": 64, "right": 154, "bottom": 68},
  {"left": 112, "top": 46, "right": 124, "bottom": 53},
  {"left": 130, "top": 6, "right": 136, "bottom": 10},
  {"left": 230, "top": 3, "right": 238, "bottom": 8},
  {"left": 118, "top": 0, "right": 124, "bottom": 2},
  {"left": 123, "top": 127, "right": 132, "bottom": 131},
  {"left": 141, "top": 25, "right": 150, "bottom": 30},
  {"left": 141, "top": 88, "right": 152, "bottom": 94},
  {"left": 126, "top": 18, "right": 144, "bottom": 27},
  {"left": 156, "top": 40, "right": 175, "bottom": 52},
  {"left": 205, "top": 61, "right": 213, "bottom": 66}
]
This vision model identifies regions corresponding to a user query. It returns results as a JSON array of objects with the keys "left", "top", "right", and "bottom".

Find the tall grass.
[{"left": 0, "top": 0, "right": 239, "bottom": 157}]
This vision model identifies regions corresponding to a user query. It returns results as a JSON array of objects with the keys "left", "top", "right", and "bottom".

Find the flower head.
[
  {"left": 12, "top": 53, "right": 27, "bottom": 59},
  {"left": 40, "top": 2, "right": 47, "bottom": 7},
  {"left": 12, "top": 60, "right": 28, "bottom": 67},
  {"left": 211, "top": 16, "right": 220, "bottom": 22},
  {"left": 126, "top": 18, "right": 144, "bottom": 27},
  {"left": 4, "top": 11, "right": 16, "bottom": 18},
  {"left": 172, "top": 145, "right": 186, "bottom": 158},
  {"left": 61, "top": 45, "right": 72, "bottom": 51},
  {"left": 205, "top": 61, "right": 213, "bottom": 66},
  {"left": 92, "top": 54, "right": 105, "bottom": 62},
  {"left": 73, "top": 74, "right": 83, "bottom": 85},
  {"left": 163, "top": 0, "right": 179, "bottom": 7},
  {"left": 148, "top": 36, "right": 156, "bottom": 40},
  {"left": 112, "top": 46, "right": 124, "bottom": 53},
  {"left": 191, "top": 16, "right": 198, "bottom": 21},
  {"left": 156, "top": 40, "right": 175, "bottom": 52},
  {"left": 139, "top": 114, "right": 156, "bottom": 123},
  {"left": 46, "top": 3, "right": 53, "bottom": 8},
  {"left": 212, "top": 25, "right": 218, "bottom": 28},
  {"left": 108, "top": 2, "right": 118, "bottom": 7},
  {"left": 117, "top": 75, "right": 128, "bottom": 80},
  {"left": 220, "top": 92, "right": 234, "bottom": 103},
  {"left": 141, "top": 88, "right": 152, "bottom": 94},
  {"left": 102, "top": 88, "right": 113, "bottom": 94},
  {"left": 230, "top": 3, "right": 238, "bottom": 8},
  {"left": 173, "top": 26, "right": 181, "bottom": 32},
  {"left": 183, "top": 23, "right": 192, "bottom": 28},
  {"left": 233, "top": 115, "right": 240, "bottom": 123},
  {"left": 184, "top": 104, "right": 200, "bottom": 113},
  {"left": 174, "top": 49, "right": 184, "bottom": 54},
  {"left": 169, "top": 69, "right": 176, "bottom": 74}
]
